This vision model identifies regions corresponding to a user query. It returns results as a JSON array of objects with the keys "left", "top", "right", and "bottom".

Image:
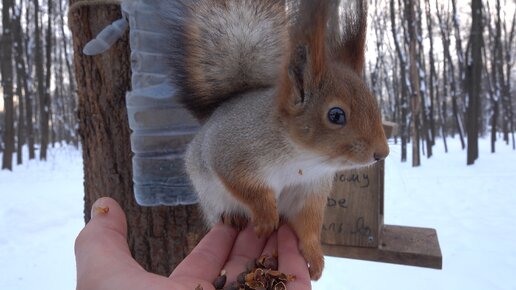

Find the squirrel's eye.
[{"left": 327, "top": 107, "right": 346, "bottom": 126}]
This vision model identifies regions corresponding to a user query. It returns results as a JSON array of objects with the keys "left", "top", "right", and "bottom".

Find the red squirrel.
[{"left": 160, "top": 0, "right": 389, "bottom": 280}]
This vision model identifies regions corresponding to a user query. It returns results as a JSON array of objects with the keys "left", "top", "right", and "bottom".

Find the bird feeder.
[{"left": 321, "top": 122, "right": 442, "bottom": 269}]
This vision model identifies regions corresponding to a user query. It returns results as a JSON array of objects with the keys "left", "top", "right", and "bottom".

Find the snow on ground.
[
  {"left": 0, "top": 137, "right": 515, "bottom": 290},
  {"left": 0, "top": 145, "right": 84, "bottom": 290}
]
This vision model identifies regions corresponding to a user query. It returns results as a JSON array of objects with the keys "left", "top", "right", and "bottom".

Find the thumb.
[
  {"left": 75, "top": 197, "right": 143, "bottom": 287},
  {"left": 75, "top": 197, "right": 130, "bottom": 256},
  {"left": 88, "top": 196, "right": 128, "bottom": 241}
]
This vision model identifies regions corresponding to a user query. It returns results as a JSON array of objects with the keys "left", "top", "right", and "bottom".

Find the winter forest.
[{"left": 0, "top": 0, "right": 515, "bottom": 171}]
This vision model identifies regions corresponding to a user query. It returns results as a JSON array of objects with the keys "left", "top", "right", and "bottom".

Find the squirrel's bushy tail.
[{"left": 160, "top": 0, "right": 289, "bottom": 120}]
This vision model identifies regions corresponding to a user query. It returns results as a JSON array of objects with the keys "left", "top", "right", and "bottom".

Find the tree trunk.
[
  {"left": 68, "top": 2, "right": 205, "bottom": 275},
  {"left": 503, "top": 12, "right": 515, "bottom": 150},
  {"left": 482, "top": 3, "right": 499, "bottom": 153},
  {"left": 407, "top": 0, "right": 421, "bottom": 167},
  {"left": 415, "top": 0, "right": 432, "bottom": 159},
  {"left": 1, "top": 0, "right": 15, "bottom": 171},
  {"left": 16, "top": 79, "right": 25, "bottom": 165},
  {"left": 485, "top": 2, "right": 499, "bottom": 153},
  {"left": 13, "top": 2, "right": 28, "bottom": 165},
  {"left": 38, "top": 0, "right": 52, "bottom": 159},
  {"left": 466, "top": 0, "right": 483, "bottom": 165},
  {"left": 425, "top": 0, "right": 437, "bottom": 147},
  {"left": 499, "top": 2, "right": 515, "bottom": 147},
  {"left": 24, "top": 1, "right": 35, "bottom": 160},
  {"left": 451, "top": 0, "right": 466, "bottom": 100},
  {"left": 58, "top": 0, "right": 78, "bottom": 146},
  {"left": 391, "top": 0, "right": 409, "bottom": 162},
  {"left": 34, "top": 0, "right": 46, "bottom": 159},
  {"left": 439, "top": 36, "right": 449, "bottom": 153}
]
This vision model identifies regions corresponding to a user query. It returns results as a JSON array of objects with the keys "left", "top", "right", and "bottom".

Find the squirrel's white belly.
[
  {"left": 260, "top": 152, "right": 337, "bottom": 219},
  {"left": 192, "top": 149, "right": 337, "bottom": 225},
  {"left": 260, "top": 152, "right": 337, "bottom": 197}
]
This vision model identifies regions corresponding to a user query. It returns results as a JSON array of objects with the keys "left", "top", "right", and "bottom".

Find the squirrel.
[{"left": 160, "top": 0, "right": 389, "bottom": 280}]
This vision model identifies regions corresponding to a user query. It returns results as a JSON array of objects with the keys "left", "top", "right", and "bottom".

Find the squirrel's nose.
[
  {"left": 373, "top": 146, "right": 389, "bottom": 161},
  {"left": 374, "top": 153, "right": 386, "bottom": 161}
]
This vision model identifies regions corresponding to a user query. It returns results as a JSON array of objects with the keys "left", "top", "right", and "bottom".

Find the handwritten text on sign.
[
  {"left": 321, "top": 163, "right": 383, "bottom": 248},
  {"left": 333, "top": 173, "right": 370, "bottom": 188}
]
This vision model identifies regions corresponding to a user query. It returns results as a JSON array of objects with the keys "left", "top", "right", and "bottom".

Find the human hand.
[{"left": 75, "top": 197, "right": 312, "bottom": 290}]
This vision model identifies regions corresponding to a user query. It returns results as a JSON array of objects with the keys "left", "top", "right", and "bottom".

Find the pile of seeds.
[{"left": 211, "top": 254, "right": 296, "bottom": 290}]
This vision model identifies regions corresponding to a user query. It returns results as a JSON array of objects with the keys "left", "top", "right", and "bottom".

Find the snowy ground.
[
  {"left": 0, "top": 137, "right": 515, "bottom": 290},
  {"left": 0, "top": 145, "right": 84, "bottom": 290}
]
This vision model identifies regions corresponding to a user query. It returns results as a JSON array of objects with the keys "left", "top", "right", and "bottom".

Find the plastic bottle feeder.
[{"left": 84, "top": 0, "right": 199, "bottom": 206}]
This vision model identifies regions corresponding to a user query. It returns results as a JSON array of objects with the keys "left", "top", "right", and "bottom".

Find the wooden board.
[
  {"left": 321, "top": 161, "right": 384, "bottom": 248},
  {"left": 322, "top": 225, "right": 443, "bottom": 269}
]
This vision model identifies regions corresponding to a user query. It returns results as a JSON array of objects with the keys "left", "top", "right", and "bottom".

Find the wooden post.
[{"left": 321, "top": 123, "right": 442, "bottom": 269}]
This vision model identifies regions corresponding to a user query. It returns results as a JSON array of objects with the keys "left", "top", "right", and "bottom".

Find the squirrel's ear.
[
  {"left": 288, "top": 45, "right": 308, "bottom": 106},
  {"left": 331, "top": 0, "right": 368, "bottom": 74}
]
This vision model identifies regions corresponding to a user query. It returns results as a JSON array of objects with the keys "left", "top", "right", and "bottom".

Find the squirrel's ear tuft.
[{"left": 329, "top": 0, "right": 368, "bottom": 74}]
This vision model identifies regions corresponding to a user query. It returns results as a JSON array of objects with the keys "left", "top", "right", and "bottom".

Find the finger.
[
  {"left": 277, "top": 224, "right": 312, "bottom": 289},
  {"left": 261, "top": 230, "right": 278, "bottom": 257},
  {"left": 75, "top": 197, "right": 144, "bottom": 287},
  {"left": 75, "top": 197, "right": 134, "bottom": 259},
  {"left": 223, "top": 225, "right": 268, "bottom": 283},
  {"left": 171, "top": 223, "right": 238, "bottom": 283}
]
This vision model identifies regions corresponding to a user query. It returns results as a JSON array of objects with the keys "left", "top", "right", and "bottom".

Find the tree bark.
[
  {"left": 390, "top": 0, "right": 409, "bottom": 162},
  {"left": 68, "top": 2, "right": 205, "bottom": 275},
  {"left": 466, "top": 0, "right": 483, "bottom": 165},
  {"left": 34, "top": 0, "right": 46, "bottom": 159},
  {"left": 13, "top": 2, "right": 28, "bottom": 165},
  {"left": 415, "top": 0, "right": 432, "bottom": 159},
  {"left": 424, "top": 0, "right": 437, "bottom": 147},
  {"left": 1, "top": 0, "right": 15, "bottom": 171},
  {"left": 504, "top": 12, "right": 516, "bottom": 150},
  {"left": 500, "top": 3, "right": 515, "bottom": 147},
  {"left": 24, "top": 0, "right": 35, "bottom": 160},
  {"left": 485, "top": 2, "right": 499, "bottom": 153},
  {"left": 451, "top": 0, "right": 466, "bottom": 96},
  {"left": 58, "top": 0, "right": 78, "bottom": 145},
  {"left": 38, "top": 0, "right": 52, "bottom": 159},
  {"left": 407, "top": 0, "right": 421, "bottom": 167}
]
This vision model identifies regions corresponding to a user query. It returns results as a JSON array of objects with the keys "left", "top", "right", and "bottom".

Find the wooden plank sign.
[{"left": 321, "top": 161, "right": 384, "bottom": 248}]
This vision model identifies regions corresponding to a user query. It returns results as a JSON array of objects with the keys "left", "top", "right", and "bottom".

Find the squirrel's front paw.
[
  {"left": 300, "top": 240, "right": 325, "bottom": 280},
  {"left": 252, "top": 211, "right": 279, "bottom": 238},
  {"left": 221, "top": 213, "right": 249, "bottom": 231}
]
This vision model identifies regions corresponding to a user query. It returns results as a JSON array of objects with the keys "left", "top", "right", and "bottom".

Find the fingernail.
[{"left": 91, "top": 198, "right": 110, "bottom": 219}]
